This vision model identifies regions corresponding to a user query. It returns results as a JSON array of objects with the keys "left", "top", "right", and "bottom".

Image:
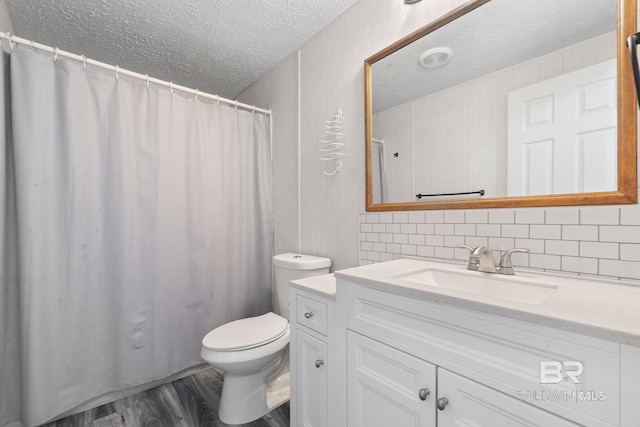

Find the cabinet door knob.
[
  {"left": 315, "top": 359, "right": 324, "bottom": 368},
  {"left": 437, "top": 397, "right": 449, "bottom": 410},
  {"left": 418, "top": 388, "right": 430, "bottom": 401},
  {"left": 304, "top": 312, "right": 313, "bottom": 319}
]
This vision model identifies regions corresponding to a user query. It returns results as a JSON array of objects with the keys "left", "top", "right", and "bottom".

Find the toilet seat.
[{"left": 202, "top": 312, "right": 288, "bottom": 352}]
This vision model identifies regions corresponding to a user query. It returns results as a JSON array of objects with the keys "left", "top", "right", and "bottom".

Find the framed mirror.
[{"left": 365, "top": 0, "right": 637, "bottom": 211}]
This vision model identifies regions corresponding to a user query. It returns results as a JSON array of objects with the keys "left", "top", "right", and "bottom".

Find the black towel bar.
[{"left": 416, "top": 190, "right": 485, "bottom": 199}]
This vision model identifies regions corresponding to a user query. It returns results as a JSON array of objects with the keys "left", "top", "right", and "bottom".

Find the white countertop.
[
  {"left": 334, "top": 259, "right": 640, "bottom": 347},
  {"left": 290, "top": 273, "right": 336, "bottom": 300}
]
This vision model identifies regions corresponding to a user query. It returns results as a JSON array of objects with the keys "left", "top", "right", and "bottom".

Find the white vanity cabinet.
[
  {"left": 337, "top": 277, "right": 640, "bottom": 427},
  {"left": 348, "top": 330, "right": 578, "bottom": 427},
  {"left": 289, "top": 275, "right": 338, "bottom": 427}
]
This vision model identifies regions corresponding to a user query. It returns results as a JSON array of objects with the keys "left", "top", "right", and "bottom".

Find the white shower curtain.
[{"left": 0, "top": 48, "right": 273, "bottom": 426}]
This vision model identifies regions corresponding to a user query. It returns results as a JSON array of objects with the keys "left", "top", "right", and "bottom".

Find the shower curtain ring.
[
  {"left": 53, "top": 47, "right": 59, "bottom": 62},
  {"left": 235, "top": 100, "right": 239, "bottom": 109},
  {"left": 82, "top": 55, "right": 87, "bottom": 70},
  {"left": 145, "top": 74, "right": 150, "bottom": 89},
  {"left": 252, "top": 105, "right": 255, "bottom": 114},
  {"left": 195, "top": 89, "right": 199, "bottom": 100},
  {"left": 115, "top": 65, "right": 119, "bottom": 80},
  {"left": 215, "top": 95, "right": 220, "bottom": 105},
  {"left": 169, "top": 82, "right": 174, "bottom": 94}
]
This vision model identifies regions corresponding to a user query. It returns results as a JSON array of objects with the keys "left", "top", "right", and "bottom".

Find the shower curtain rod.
[{"left": 0, "top": 31, "right": 272, "bottom": 116}]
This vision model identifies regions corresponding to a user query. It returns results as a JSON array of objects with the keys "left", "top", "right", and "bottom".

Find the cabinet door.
[
  {"left": 347, "top": 331, "right": 436, "bottom": 427},
  {"left": 295, "top": 328, "right": 328, "bottom": 427},
  {"left": 437, "top": 369, "right": 579, "bottom": 426}
]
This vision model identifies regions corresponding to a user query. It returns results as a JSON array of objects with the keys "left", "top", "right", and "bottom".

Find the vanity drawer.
[
  {"left": 346, "top": 283, "right": 621, "bottom": 427},
  {"left": 296, "top": 294, "right": 327, "bottom": 336}
]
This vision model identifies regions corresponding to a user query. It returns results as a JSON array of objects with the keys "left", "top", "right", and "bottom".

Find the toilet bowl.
[{"left": 200, "top": 253, "right": 331, "bottom": 425}]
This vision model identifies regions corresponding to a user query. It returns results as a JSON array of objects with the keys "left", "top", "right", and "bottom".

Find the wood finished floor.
[{"left": 40, "top": 367, "right": 290, "bottom": 427}]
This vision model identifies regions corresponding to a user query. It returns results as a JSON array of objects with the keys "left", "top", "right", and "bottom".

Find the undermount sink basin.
[{"left": 392, "top": 267, "right": 558, "bottom": 305}]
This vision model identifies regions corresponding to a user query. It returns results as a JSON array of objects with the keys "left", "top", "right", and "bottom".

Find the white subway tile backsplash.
[
  {"left": 546, "top": 208, "right": 579, "bottom": 225},
  {"left": 445, "top": 211, "right": 465, "bottom": 223},
  {"left": 465, "top": 210, "right": 488, "bottom": 224},
  {"left": 515, "top": 209, "right": 545, "bottom": 224},
  {"left": 501, "top": 224, "right": 529, "bottom": 238},
  {"left": 424, "top": 211, "right": 444, "bottom": 223},
  {"left": 417, "top": 224, "right": 435, "bottom": 234},
  {"left": 444, "top": 235, "right": 464, "bottom": 247},
  {"left": 620, "top": 208, "right": 640, "bottom": 225},
  {"left": 477, "top": 224, "right": 501, "bottom": 237},
  {"left": 425, "top": 235, "right": 445, "bottom": 246},
  {"left": 620, "top": 244, "right": 640, "bottom": 261},
  {"left": 359, "top": 205, "right": 639, "bottom": 282},
  {"left": 562, "top": 256, "right": 598, "bottom": 275},
  {"left": 488, "top": 237, "right": 515, "bottom": 251},
  {"left": 435, "top": 224, "right": 454, "bottom": 235},
  {"left": 454, "top": 224, "right": 476, "bottom": 236},
  {"left": 401, "top": 223, "right": 417, "bottom": 234},
  {"left": 401, "top": 245, "right": 417, "bottom": 256},
  {"left": 386, "top": 243, "right": 401, "bottom": 254},
  {"left": 408, "top": 211, "right": 425, "bottom": 223},
  {"left": 386, "top": 224, "right": 401, "bottom": 233},
  {"left": 580, "top": 242, "right": 618, "bottom": 259},
  {"left": 379, "top": 233, "right": 393, "bottom": 243},
  {"left": 372, "top": 223, "right": 385, "bottom": 233},
  {"left": 580, "top": 207, "right": 620, "bottom": 225},
  {"left": 489, "top": 210, "right": 515, "bottom": 224},
  {"left": 393, "top": 212, "right": 408, "bottom": 223},
  {"left": 465, "top": 236, "right": 488, "bottom": 248},
  {"left": 600, "top": 226, "right": 640, "bottom": 243},
  {"left": 435, "top": 246, "right": 454, "bottom": 259},
  {"left": 530, "top": 254, "right": 561, "bottom": 270},
  {"left": 393, "top": 233, "right": 409, "bottom": 244},
  {"left": 599, "top": 259, "right": 640, "bottom": 280},
  {"left": 530, "top": 224, "right": 562, "bottom": 240},
  {"left": 417, "top": 245, "right": 435, "bottom": 258},
  {"left": 409, "top": 234, "right": 426, "bottom": 246},
  {"left": 366, "top": 214, "right": 379, "bottom": 223},
  {"left": 562, "top": 225, "right": 598, "bottom": 241},
  {"left": 515, "top": 238, "right": 545, "bottom": 254},
  {"left": 379, "top": 213, "right": 393, "bottom": 223},
  {"left": 545, "top": 240, "right": 579, "bottom": 256}
]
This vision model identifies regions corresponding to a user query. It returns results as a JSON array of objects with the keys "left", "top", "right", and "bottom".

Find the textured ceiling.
[
  {"left": 5, "top": 0, "right": 358, "bottom": 99},
  {"left": 372, "top": 0, "right": 617, "bottom": 112}
]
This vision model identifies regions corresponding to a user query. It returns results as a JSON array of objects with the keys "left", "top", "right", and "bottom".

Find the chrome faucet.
[{"left": 457, "top": 245, "right": 529, "bottom": 275}]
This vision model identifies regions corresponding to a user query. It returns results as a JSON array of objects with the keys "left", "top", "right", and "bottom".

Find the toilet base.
[{"left": 218, "top": 352, "right": 290, "bottom": 425}]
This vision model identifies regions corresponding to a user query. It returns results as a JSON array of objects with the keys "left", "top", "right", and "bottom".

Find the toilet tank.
[{"left": 273, "top": 253, "right": 331, "bottom": 320}]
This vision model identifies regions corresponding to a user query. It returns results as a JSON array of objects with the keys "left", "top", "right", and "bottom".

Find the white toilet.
[{"left": 200, "top": 253, "right": 331, "bottom": 425}]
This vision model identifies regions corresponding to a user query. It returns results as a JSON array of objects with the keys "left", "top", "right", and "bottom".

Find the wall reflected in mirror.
[{"left": 370, "top": 0, "right": 620, "bottom": 205}]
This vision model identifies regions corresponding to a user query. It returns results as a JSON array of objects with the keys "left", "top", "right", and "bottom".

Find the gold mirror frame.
[{"left": 365, "top": 0, "right": 637, "bottom": 211}]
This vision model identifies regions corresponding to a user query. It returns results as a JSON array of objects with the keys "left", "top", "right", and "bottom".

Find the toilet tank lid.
[{"left": 273, "top": 253, "right": 331, "bottom": 270}]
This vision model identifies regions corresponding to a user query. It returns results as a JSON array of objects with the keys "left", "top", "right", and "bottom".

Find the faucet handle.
[
  {"left": 457, "top": 244, "right": 479, "bottom": 270},
  {"left": 456, "top": 244, "right": 475, "bottom": 253},
  {"left": 498, "top": 248, "right": 530, "bottom": 274}
]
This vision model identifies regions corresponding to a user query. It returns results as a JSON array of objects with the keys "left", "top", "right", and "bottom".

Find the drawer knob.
[
  {"left": 315, "top": 359, "right": 324, "bottom": 368},
  {"left": 304, "top": 312, "right": 314, "bottom": 319},
  {"left": 418, "top": 388, "right": 430, "bottom": 401},
  {"left": 437, "top": 397, "right": 449, "bottom": 410}
]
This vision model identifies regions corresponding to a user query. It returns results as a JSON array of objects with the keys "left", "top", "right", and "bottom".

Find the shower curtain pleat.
[{"left": 0, "top": 48, "right": 273, "bottom": 427}]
